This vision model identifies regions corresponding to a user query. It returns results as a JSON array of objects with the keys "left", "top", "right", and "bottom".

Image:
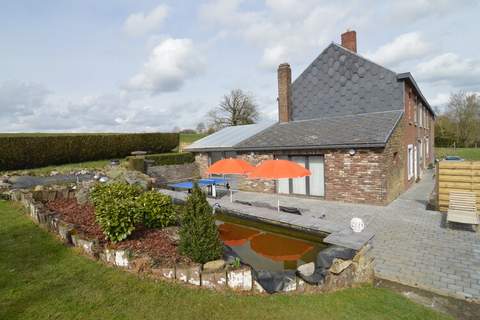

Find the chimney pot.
[
  {"left": 277, "top": 63, "right": 291, "bottom": 122},
  {"left": 341, "top": 30, "right": 357, "bottom": 53}
]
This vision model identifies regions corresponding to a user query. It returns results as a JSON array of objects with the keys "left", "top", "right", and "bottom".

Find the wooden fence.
[{"left": 437, "top": 161, "right": 480, "bottom": 212}]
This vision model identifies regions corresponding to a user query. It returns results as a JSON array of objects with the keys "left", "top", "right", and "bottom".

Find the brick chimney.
[
  {"left": 277, "top": 63, "right": 291, "bottom": 122},
  {"left": 341, "top": 30, "right": 357, "bottom": 53}
]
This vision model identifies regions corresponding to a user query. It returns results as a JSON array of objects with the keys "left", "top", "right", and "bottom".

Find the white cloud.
[
  {"left": 390, "top": 0, "right": 475, "bottom": 22},
  {"left": 124, "top": 4, "right": 169, "bottom": 36},
  {"left": 0, "top": 81, "right": 49, "bottom": 117},
  {"left": 416, "top": 52, "right": 480, "bottom": 86},
  {"left": 199, "top": 0, "right": 371, "bottom": 71},
  {"left": 429, "top": 92, "right": 450, "bottom": 107},
  {"left": 366, "top": 32, "right": 431, "bottom": 66},
  {"left": 260, "top": 45, "right": 288, "bottom": 70},
  {"left": 126, "top": 38, "right": 205, "bottom": 94}
]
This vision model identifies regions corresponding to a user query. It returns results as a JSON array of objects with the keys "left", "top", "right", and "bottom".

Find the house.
[{"left": 187, "top": 31, "right": 435, "bottom": 205}]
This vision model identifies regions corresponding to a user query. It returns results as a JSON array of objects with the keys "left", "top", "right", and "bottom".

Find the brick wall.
[{"left": 324, "top": 149, "right": 386, "bottom": 205}]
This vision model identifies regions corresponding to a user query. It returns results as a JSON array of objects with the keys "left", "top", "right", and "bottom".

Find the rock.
[
  {"left": 203, "top": 259, "right": 226, "bottom": 272},
  {"left": 99, "top": 177, "right": 109, "bottom": 183},
  {"left": 34, "top": 185, "right": 45, "bottom": 192},
  {"left": 329, "top": 258, "right": 352, "bottom": 274},
  {"left": 75, "top": 181, "right": 95, "bottom": 205},
  {"left": 123, "top": 171, "right": 152, "bottom": 190},
  {"left": 50, "top": 170, "right": 59, "bottom": 176},
  {"left": 1, "top": 176, "right": 9, "bottom": 183},
  {"left": 297, "top": 262, "right": 315, "bottom": 277},
  {"left": 163, "top": 226, "right": 180, "bottom": 244}
]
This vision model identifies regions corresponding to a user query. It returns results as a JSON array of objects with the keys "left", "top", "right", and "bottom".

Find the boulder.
[
  {"left": 329, "top": 258, "right": 352, "bottom": 274},
  {"left": 34, "top": 185, "right": 45, "bottom": 192},
  {"left": 297, "top": 262, "right": 315, "bottom": 277},
  {"left": 75, "top": 181, "right": 96, "bottom": 205},
  {"left": 163, "top": 226, "right": 180, "bottom": 244},
  {"left": 203, "top": 259, "right": 226, "bottom": 272}
]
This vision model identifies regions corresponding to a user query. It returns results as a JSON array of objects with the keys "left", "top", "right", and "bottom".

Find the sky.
[{"left": 1, "top": 0, "right": 479, "bottom": 132}]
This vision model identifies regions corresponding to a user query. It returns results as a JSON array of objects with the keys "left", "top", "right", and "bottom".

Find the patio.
[{"left": 160, "top": 170, "right": 480, "bottom": 301}]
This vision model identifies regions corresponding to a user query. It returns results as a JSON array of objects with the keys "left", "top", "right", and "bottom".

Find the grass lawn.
[
  {"left": 435, "top": 147, "right": 480, "bottom": 161},
  {"left": 0, "top": 201, "right": 450, "bottom": 320},
  {"left": 180, "top": 133, "right": 208, "bottom": 145},
  {"left": 0, "top": 159, "right": 111, "bottom": 176}
]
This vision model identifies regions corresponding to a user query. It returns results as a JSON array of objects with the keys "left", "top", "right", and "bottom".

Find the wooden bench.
[{"left": 447, "top": 191, "right": 479, "bottom": 231}]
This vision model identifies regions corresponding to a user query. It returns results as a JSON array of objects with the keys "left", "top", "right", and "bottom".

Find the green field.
[
  {"left": 0, "top": 200, "right": 450, "bottom": 320},
  {"left": 180, "top": 133, "right": 208, "bottom": 145},
  {"left": 435, "top": 148, "right": 480, "bottom": 161}
]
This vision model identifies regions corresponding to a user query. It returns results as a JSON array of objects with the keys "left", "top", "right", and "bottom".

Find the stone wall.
[
  {"left": 147, "top": 163, "right": 199, "bottom": 184},
  {"left": 383, "top": 116, "right": 407, "bottom": 203},
  {"left": 6, "top": 188, "right": 374, "bottom": 295}
]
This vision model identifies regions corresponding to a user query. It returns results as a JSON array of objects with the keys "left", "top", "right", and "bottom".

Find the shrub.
[
  {"left": 179, "top": 184, "right": 223, "bottom": 263},
  {"left": 91, "top": 183, "right": 142, "bottom": 242},
  {"left": 136, "top": 191, "right": 176, "bottom": 228},
  {"left": 143, "top": 152, "right": 195, "bottom": 166},
  {"left": 0, "top": 132, "right": 179, "bottom": 171}
]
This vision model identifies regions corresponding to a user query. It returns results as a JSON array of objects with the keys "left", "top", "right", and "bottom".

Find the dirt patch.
[{"left": 45, "top": 199, "right": 189, "bottom": 265}]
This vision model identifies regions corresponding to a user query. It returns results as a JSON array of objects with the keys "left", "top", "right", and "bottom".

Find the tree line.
[{"left": 435, "top": 92, "right": 480, "bottom": 148}]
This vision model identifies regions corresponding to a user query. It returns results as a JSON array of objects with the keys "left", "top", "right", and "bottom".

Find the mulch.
[
  {"left": 45, "top": 199, "right": 104, "bottom": 241},
  {"left": 45, "top": 199, "right": 189, "bottom": 265}
]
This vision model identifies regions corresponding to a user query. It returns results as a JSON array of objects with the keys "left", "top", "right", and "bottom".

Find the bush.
[
  {"left": 179, "top": 184, "right": 223, "bottom": 263},
  {"left": 91, "top": 183, "right": 142, "bottom": 242},
  {"left": 143, "top": 152, "right": 195, "bottom": 166},
  {"left": 136, "top": 191, "right": 176, "bottom": 228},
  {"left": 0, "top": 132, "right": 179, "bottom": 171}
]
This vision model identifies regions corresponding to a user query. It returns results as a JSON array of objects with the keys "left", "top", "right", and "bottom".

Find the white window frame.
[{"left": 407, "top": 144, "right": 414, "bottom": 180}]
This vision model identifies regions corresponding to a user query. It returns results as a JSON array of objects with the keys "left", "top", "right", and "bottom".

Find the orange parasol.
[
  {"left": 248, "top": 159, "right": 311, "bottom": 211},
  {"left": 207, "top": 158, "right": 254, "bottom": 175},
  {"left": 250, "top": 233, "right": 313, "bottom": 261},
  {"left": 207, "top": 158, "right": 255, "bottom": 202},
  {"left": 218, "top": 223, "right": 260, "bottom": 246}
]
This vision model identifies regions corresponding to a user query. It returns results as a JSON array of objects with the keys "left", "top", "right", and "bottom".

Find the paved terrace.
[{"left": 160, "top": 171, "right": 480, "bottom": 301}]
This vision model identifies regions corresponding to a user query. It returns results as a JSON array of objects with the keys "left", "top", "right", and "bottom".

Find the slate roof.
[
  {"left": 185, "top": 122, "right": 274, "bottom": 152},
  {"left": 291, "top": 43, "right": 405, "bottom": 120},
  {"left": 234, "top": 110, "right": 403, "bottom": 151}
]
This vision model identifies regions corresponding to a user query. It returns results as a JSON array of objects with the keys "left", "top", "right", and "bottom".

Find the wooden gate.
[{"left": 437, "top": 161, "right": 480, "bottom": 212}]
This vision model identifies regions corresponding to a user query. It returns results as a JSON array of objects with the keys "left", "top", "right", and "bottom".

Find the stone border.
[{"left": 4, "top": 189, "right": 374, "bottom": 294}]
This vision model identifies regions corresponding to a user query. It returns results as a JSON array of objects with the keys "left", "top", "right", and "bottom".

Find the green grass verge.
[
  {"left": 0, "top": 201, "right": 450, "bottom": 320},
  {"left": 436, "top": 148, "right": 480, "bottom": 161},
  {"left": 0, "top": 159, "right": 111, "bottom": 176}
]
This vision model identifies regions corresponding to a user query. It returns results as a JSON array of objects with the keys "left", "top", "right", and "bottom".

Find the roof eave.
[
  {"left": 233, "top": 142, "right": 387, "bottom": 152},
  {"left": 397, "top": 72, "right": 435, "bottom": 118}
]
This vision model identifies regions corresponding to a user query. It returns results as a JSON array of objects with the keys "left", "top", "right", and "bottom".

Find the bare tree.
[
  {"left": 445, "top": 92, "right": 480, "bottom": 147},
  {"left": 207, "top": 89, "right": 259, "bottom": 130},
  {"left": 196, "top": 122, "right": 206, "bottom": 133}
]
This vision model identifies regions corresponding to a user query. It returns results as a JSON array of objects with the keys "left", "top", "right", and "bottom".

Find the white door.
[
  {"left": 276, "top": 156, "right": 289, "bottom": 194},
  {"left": 308, "top": 156, "right": 325, "bottom": 196},
  {"left": 291, "top": 156, "right": 306, "bottom": 195},
  {"left": 413, "top": 146, "right": 418, "bottom": 180}
]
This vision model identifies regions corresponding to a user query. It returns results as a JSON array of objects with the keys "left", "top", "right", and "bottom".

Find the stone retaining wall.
[
  {"left": 147, "top": 162, "right": 199, "bottom": 184},
  {"left": 4, "top": 188, "right": 374, "bottom": 294}
]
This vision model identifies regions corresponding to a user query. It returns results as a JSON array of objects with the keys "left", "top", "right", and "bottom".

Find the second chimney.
[
  {"left": 277, "top": 63, "right": 291, "bottom": 123},
  {"left": 341, "top": 30, "right": 357, "bottom": 53}
]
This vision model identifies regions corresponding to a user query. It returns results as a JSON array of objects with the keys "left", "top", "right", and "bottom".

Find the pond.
[{"left": 215, "top": 212, "right": 328, "bottom": 272}]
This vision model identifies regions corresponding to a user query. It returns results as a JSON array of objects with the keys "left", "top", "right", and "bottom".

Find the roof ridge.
[
  {"left": 283, "top": 109, "right": 404, "bottom": 124},
  {"left": 331, "top": 42, "right": 399, "bottom": 76}
]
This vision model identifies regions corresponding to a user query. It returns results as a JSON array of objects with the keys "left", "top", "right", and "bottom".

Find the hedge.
[
  {"left": 0, "top": 133, "right": 179, "bottom": 171},
  {"left": 143, "top": 152, "right": 195, "bottom": 166}
]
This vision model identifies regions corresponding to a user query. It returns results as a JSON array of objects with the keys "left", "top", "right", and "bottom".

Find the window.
[
  {"left": 407, "top": 144, "right": 414, "bottom": 180},
  {"left": 413, "top": 101, "right": 417, "bottom": 124}
]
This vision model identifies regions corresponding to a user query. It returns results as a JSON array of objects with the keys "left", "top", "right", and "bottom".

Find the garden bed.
[{"left": 45, "top": 198, "right": 189, "bottom": 266}]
